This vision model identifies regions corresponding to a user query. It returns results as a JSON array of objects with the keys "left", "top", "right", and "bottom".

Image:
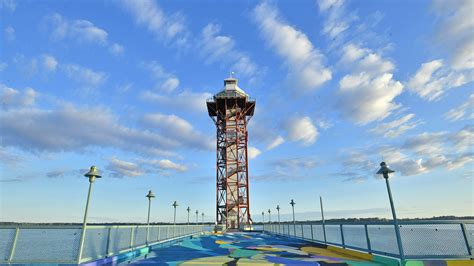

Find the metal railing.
[
  {"left": 263, "top": 220, "right": 473, "bottom": 260},
  {"left": 0, "top": 224, "right": 206, "bottom": 264}
]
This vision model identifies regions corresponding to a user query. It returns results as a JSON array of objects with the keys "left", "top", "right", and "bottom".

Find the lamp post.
[
  {"left": 195, "top": 210, "right": 199, "bottom": 224},
  {"left": 77, "top": 166, "right": 102, "bottom": 264},
  {"left": 186, "top": 207, "right": 191, "bottom": 225},
  {"left": 172, "top": 201, "right": 178, "bottom": 226},
  {"left": 320, "top": 196, "right": 327, "bottom": 244},
  {"left": 145, "top": 190, "right": 155, "bottom": 244},
  {"left": 201, "top": 212, "right": 204, "bottom": 223},
  {"left": 268, "top": 209, "right": 271, "bottom": 223},
  {"left": 261, "top": 211, "right": 265, "bottom": 232},
  {"left": 377, "top": 161, "right": 405, "bottom": 261},
  {"left": 276, "top": 205, "right": 281, "bottom": 234},
  {"left": 290, "top": 199, "right": 296, "bottom": 235}
]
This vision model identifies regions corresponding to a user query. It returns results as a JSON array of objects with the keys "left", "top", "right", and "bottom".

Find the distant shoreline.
[{"left": 1, "top": 216, "right": 472, "bottom": 226}]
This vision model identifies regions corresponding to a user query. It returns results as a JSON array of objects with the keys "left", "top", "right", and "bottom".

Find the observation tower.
[{"left": 207, "top": 76, "right": 256, "bottom": 230}]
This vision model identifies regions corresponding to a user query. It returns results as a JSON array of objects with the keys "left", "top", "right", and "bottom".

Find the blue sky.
[{"left": 1, "top": 0, "right": 472, "bottom": 224}]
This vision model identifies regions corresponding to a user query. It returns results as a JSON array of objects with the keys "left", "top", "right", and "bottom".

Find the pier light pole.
[
  {"left": 172, "top": 201, "right": 178, "bottom": 226},
  {"left": 186, "top": 207, "right": 191, "bottom": 225},
  {"left": 195, "top": 210, "right": 199, "bottom": 224},
  {"left": 77, "top": 166, "right": 101, "bottom": 264},
  {"left": 276, "top": 205, "right": 281, "bottom": 234},
  {"left": 261, "top": 211, "right": 265, "bottom": 232},
  {"left": 377, "top": 162, "right": 405, "bottom": 261},
  {"left": 290, "top": 199, "right": 296, "bottom": 235},
  {"left": 146, "top": 190, "right": 155, "bottom": 244},
  {"left": 320, "top": 196, "right": 327, "bottom": 244},
  {"left": 201, "top": 212, "right": 204, "bottom": 223}
]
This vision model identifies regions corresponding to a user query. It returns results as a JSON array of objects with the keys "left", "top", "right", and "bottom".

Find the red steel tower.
[{"left": 207, "top": 77, "right": 255, "bottom": 230}]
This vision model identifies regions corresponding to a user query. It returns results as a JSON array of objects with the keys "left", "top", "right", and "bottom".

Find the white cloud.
[
  {"left": 447, "top": 153, "right": 474, "bottom": 170},
  {"left": 407, "top": 59, "right": 471, "bottom": 101},
  {"left": 338, "top": 72, "right": 403, "bottom": 124},
  {"left": 142, "top": 61, "right": 180, "bottom": 92},
  {"left": 318, "top": 0, "right": 345, "bottom": 12},
  {"left": 109, "top": 43, "right": 124, "bottom": 55},
  {"left": 1, "top": 104, "right": 179, "bottom": 156},
  {"left": 48, "top": 13, "right": 108, "bottom": 44},
  {"left": 271, "top": 157, "right": 319, "bottom": 170},
  {"left": 198, "top": 23, "right": 260, "bottom": 80},
  {"left": 142, "top": 113, "right": 213, "bottom": 150},
  {"left": 42, "top": 55, "right": 58, "bottom": 72},
  {"left": 140, "top": 90, "right": 212, "bottom": 113},
  {"left": 254, "top": 2, "right": 331, "bottom": 91},
  {"left": 445, "top": 94, "right": 474, "bottom": 121},
  {"left": 151, "top": 159, "right": 187, "bottom": 172},
  {"left": 107, "top": 157, "right": 144, "bottom": 177},
  {"left": 248, "top": 146, "right": 261, "bottom": 159},
  {"left": 63, "top": 64, "right": 107, "bottom": 89},
  {"left": 0, "top": 84, "right": 37, "bottom": 109},
  {"left": 266, "top": 135, "right": 284, "bottom": 150},
  {"left": 0, "top": 0, "right": 16, "bottom": 11},
  {"left": 46, "top": 13, "right": 123, "bottom": 54},
  {"left": 450, "top": 125, "right": 474, "bottom": 152},
  {"left": 402, "top": 131, "right": 446, "bottom": 156},
  {"left": 433, "top": 0, "right": 474, "bottom": 70},
  {"left": 340, "top": 126, "right": 474, "bottom": 179},
  {"left": 335, "top": 43, "right": 403, "bottom": 124},
  {"left": 284, "top": 116, "right": 318, "bottom": 145},
  {"left": 120, "top": 0, "right": 188, "bottom": 45},
  {"left": 405, "top": 1, "right": 474, "bottom": 101},
  {"left": 317, "top": 0, "right": 351, "bottom": 38},
  {"left": 4, "top": 26, "right": 14, "bottom": 41},
  {"left": 369, "top": 114, "right": 422, "bottom": 138}
]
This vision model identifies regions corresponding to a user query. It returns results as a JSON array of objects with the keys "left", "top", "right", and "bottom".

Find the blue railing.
[
  {"left": 263, "top": 220, "right": 473, "bottom": 260},
  {"left": 0, "top": 224, "right": 206, "bottom": 264}
]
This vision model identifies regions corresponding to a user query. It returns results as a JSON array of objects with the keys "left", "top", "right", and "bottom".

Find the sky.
[{"left": 0, "top": 0, "right": 473, "bottom": 224}]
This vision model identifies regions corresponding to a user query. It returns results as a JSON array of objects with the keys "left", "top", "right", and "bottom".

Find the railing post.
[
  {"left": 310, "top": 224, "right": 314, "bottom": 241},
  {"left": 8, "top": 227, "right": 20, "bottom": 263},
  {"left": 460, "top": 223, "right": 472, "bottom": 256},
  {"left": 130, "top": 227, "right": 135, "bottom": 249},
  {"left": 105, "top": 227, "right": 112, "bottom": 257},
  {"left": 365, "top": 224, "right": 372, "bottom": 254},
  {"left": 340, "top": 224, "right": 345, "bottom": 248}
]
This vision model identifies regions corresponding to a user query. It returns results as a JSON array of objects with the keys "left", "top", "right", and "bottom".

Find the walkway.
[{"left": 128, "top": 232, "right": 385, "bottom": 265}]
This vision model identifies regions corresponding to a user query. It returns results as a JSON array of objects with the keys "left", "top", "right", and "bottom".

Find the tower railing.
[
  {"left": 0, "top": 224, "right": 206, "bottom": 264},
  {"left": 262, "top": 220, "right": 473, "bottom": 260}
]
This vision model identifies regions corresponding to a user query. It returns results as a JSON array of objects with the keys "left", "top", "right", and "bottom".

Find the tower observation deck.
[{"left": 207, "top": 77, "right": 256, "bottom": 230}]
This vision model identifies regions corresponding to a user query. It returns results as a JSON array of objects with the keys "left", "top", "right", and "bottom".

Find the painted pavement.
[{"left": 127, "top": 232, "right": 385, "bottom": 265}]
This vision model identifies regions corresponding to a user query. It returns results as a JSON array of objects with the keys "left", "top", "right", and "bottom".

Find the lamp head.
[
  {"left": 290, "top": 199, "right": 295, "bottom": 206},
  {"left": 376, "top": 161, "right": 395, "bottom": 179},
  {"left": 172, "top": 201, "right": 178, "bottom": 208},
  {"left": 146, "top": 190, "right": 155, "bottom": 199},
  {"left": 84, "top": 166, "right": 101, "bottom": 182},
  {"left": 276, "top": 205, "right": 280, "bottom": 211},
  {"left": 187, "top": 206, "right": 191, "bottom": 212}
]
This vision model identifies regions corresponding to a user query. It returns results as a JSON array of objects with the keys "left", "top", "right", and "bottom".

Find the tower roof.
[
  {"left": 214, "top": 77, "right": 249, "bottom": 98},
  {"left": 207, "top": 76, "right": 255, "bottom": 117}
]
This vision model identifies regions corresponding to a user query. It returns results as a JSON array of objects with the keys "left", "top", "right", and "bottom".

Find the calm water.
[{"left": 1, "top": 223, "right": 472, "bottom": 263}]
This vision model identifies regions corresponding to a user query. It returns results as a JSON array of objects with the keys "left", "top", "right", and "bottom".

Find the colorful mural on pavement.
[{"left": 128, "top": 232, "right": 386, "bottom": 265}]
